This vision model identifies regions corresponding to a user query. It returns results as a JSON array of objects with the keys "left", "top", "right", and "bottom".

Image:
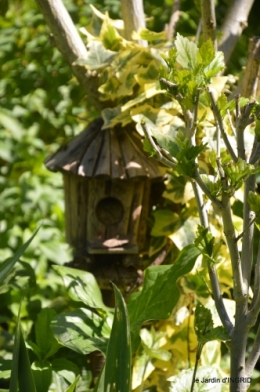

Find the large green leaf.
[
  {"left": 0, "top": 228, "right": 39, "bottom": 284},
  {"left": 175, "top": 33, "right": 199, "bottom": 70},
  {"left": 128, "top": 244, "right": 201, "bottom": 351},
  {"left": 9, "top": 307, "right": 36, "bottom": 392},
  {"left": 97, "top": 284, "right": 131, "bottom": 392},
  {"left": 53, "top": 266, "right": 109, "bottom": 311},
  {"left": 52, "top": 308, "right": 111, "bottom": 356}
]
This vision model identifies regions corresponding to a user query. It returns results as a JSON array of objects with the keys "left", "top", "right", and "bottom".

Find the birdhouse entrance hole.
[{"left": 96, "top": 197, "right": 124, "bottom": 226}]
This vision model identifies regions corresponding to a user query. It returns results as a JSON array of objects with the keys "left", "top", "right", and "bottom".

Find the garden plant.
[{"left": 1, "top": 0, "right": 260, "bottom": 392}]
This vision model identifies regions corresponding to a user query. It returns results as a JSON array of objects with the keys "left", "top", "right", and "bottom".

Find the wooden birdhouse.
[{"left": 45, "top": 118, "right": 164, "bottom": 261}]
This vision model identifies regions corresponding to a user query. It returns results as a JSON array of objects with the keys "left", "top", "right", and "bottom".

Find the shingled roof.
[{"left": 45, "top": 118, "right": 163, "bottom": 180}]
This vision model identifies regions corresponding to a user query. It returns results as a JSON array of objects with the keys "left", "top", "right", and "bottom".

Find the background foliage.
[{"left": 1, "top": 0, "right": 260, "bottom": 391}]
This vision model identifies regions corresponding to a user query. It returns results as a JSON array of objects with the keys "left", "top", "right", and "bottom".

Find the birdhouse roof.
[{"left": 45, "top": 118, "right": 164, "bottom": 180}]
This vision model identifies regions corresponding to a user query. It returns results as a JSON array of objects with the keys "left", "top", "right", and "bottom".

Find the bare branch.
[
  {"left": 120, "top": 0, "right": 147, "bottom": 46},
  {"left": 35, "top": 0, "right": 102, "bottom": 109},
  {"left": 246, "top": 322, "right": 260, "bottom": 377},
  {"left": 165, "top": 0, "right": 181, "bottom": 41},
  {"left": 241, "top": 36, "right": 260, "bottom": 99},
  {"left": 207, "top": 88, "right": 238, "bottom": 162},
  {"left": 219, "top": 0, "right": 255, "bottom": 63},
  {"left": 140, "top": 122, "right": 177, "bottom": 169},
  {"left": 200, "top": 0, "right": 217, "bottom": 50}
]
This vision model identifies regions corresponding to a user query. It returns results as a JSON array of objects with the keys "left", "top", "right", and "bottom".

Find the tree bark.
[
  {"left": 200, "top": 0, "right": 217, "bottom": 51},
  {"left": 219, "top": 0, "right": 255, "bottom": 63},
  {"left": 120, "top": 0, "right": 147, "bottom": 46},
  {"left": 35, "top": 0, "right": 102, "bottom": 109}
]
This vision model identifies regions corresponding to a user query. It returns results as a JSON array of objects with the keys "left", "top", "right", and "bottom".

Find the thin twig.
[
  {"left": 141, "top": 122, "right": 177, "bottom": 169},
  {"left": 208, "top": 88, "right": 238, "bottom": 162},
  {"left": 193, "top": 171, "right": 223, "bottom": 209},
  {"left": 235, "top": 213, "right": 256, "bottom": 242}
]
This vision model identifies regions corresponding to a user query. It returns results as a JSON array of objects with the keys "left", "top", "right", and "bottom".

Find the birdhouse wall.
[
  {"left": 63, "top": 173, "right": 151, "bottom": 255},
  {"left": 63, "top": 173, "right": 88, "bottom": 249}
]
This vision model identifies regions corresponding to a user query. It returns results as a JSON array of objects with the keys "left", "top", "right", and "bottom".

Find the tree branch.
[
  {"left": 120, "top": 0, "right": 147, "bottom": 46},
  {"left": 241, "top": 36, "right": 260, "bottom": 99},
  {"left": 165, "top": 0, "right": 181, "bottom": 41},
  {"left": 200, "top": 0, "right": 217, "bottom": 50},
  {"left": 35, "top": 0, "right": 102, "bottom": 109},
  {"left": 219, "top": 0, "right": 255, "bottom": 63}
]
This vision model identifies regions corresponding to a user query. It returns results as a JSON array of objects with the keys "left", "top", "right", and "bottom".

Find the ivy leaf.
[
  {"left": 74, "top": 41, "right": 116, "bottom": 70},
  {"left": 132, "top": 28, "right": 166, "bottom": 42},
  {"left": 175, "top": 33, "right": 199, "bottom": 70}
]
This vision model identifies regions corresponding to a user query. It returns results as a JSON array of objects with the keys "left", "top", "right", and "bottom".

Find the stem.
[
  {"left": 192, "top": 181, "right": 233, "bottom": 335},
  {"left": 241, "top": 176, "right": 256, "bottom": 288},
  {"left": 248, "top": 239, "right": 260, "bottom": 320},
  {"left": 190, "top": 343, "right": 204, "bottom": 392},
  {"left": 140, "top": 122, "right": 177, "bottom": 169},
  {"left": 221, "top": 191, "right": 245, "bottom": 300},
  {"left": 200, "top": 0, "right": 217, "bottom": 50},
  {"left": 208, "top": 88, "right": 238, "bottom": 162}
]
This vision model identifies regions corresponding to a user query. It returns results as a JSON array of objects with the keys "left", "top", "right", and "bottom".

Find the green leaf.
[
  {"left": 98, "top": 284, "right": 131, "bottom": 392},
  {"left": 175, "top": 33, "right": 199, "bottom": 69},
  {"left": 35, "top": 308, "right": 60, "bottom": 360},
  {"left": 248, "top": 191, "right": 260, "bottom": 215},
  {"left": 31, "top": 361, "right": 52, "bottom": 392},
  {"left": 194, "top": 225, "right": 215, "bottom": 263},
  {"left": 132, "top": 28, "right": 167, "bottom": 42},
  {"left": 194, "top": 302, "right": 214, "bottom": 340},
  {"left": 9, "top": 306, "right": 37, "bottom": 392},
  {"left": 222, "top": 157, "right": 260, "bottom": 191},
  {"left": 74, "top": 41, "right": 116, "bottom": 70},
  {"left": 204, "top": 51, "right": 225, "bottom": 79},
  {"left": 194, "top": 303, "right": 229, "bottom": 344},
  {"left": 52, "top": 359, "right": 79, "bottom": 384},
  {"left": 52, "top": 308, "right": 111, "bottom": 356},
  {"left": 0, "top": 228, "right": 39, "bottom": 284},
  {"left": 151, "top": 209, "right": 180, "bottom": 236},
  {"left": 128, "top": 244, "right": 201, "bottom": 351},
  {"left": 53, "top": 266, "right": 109, "bottom": 311},
  {"left": 0, "top": 108, "right": 24, "bottom": 141},
  {"left": 199, "top": 40, "right": 215, "bottom": 67},
  {"left": 65, "top": 375, "right": 81, "bottom": 392}
]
